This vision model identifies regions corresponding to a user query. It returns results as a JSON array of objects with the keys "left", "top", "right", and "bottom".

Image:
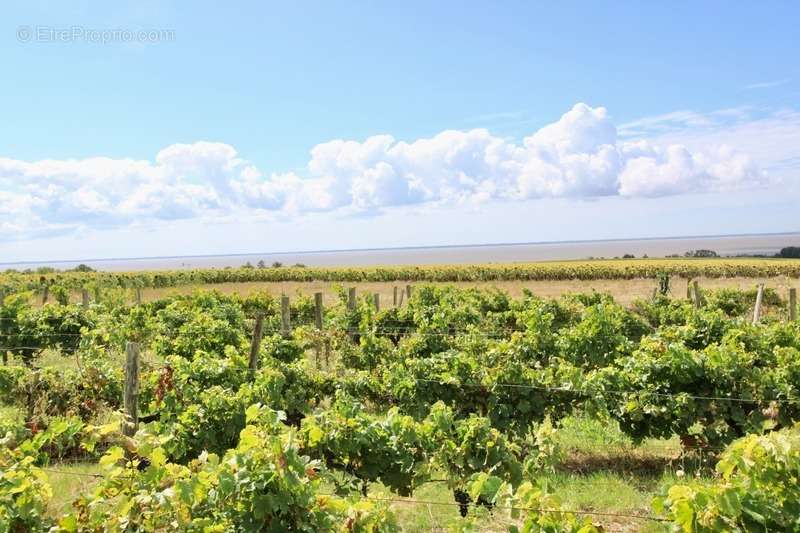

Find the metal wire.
[{"left": 413, "top": 378, "right": 798, "bottom": 404}]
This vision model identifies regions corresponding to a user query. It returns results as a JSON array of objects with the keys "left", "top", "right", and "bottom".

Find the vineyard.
[
  {"left": 1, "top": 280, "right": 800, "bottom": 531},
  {"left": 3, "top": 257, "right": 800, "bottom": 295}
]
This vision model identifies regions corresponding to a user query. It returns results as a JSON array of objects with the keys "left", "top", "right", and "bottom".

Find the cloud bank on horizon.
[{"left": 0, "top": 103, "right": 779, "bottom": 239}]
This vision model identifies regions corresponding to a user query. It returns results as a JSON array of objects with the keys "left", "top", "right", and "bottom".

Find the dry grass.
[{"left": 130, "top": 275, "right": 798, "bottom": 307}]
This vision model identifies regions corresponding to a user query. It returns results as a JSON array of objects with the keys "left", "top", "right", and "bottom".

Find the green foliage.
[
  {"left": 261, "top": 334, "right": 306, "bottom": 363},
  {"left": 2, "top": 284, "right": 800, "bottom": 529},
  {"left": 11, "top": 417, "right": 86, "bottom": 465},
  {"left": 238, "top": 291, "right": 276, "bottom": 318},
  {"left": 597, "top": 337, "right": 800, "bottom": 446},
  {"left": 146, "top": 351, "right": 327, "bottom": 461},
  {"left": 0, "top": 296, "right": 93, "bottom": 364},
  {"left": 2, "top": 361, "right": 123, "bottom": 422},
  {"left": 300, "top": 396, "right": 429, "bottom": 496},
  {"left": 58, "top": 408, "right": 398, "bottom": 532},
  {"left": 0, "top": 367, "right": 25, "bottom": 405},
  {"left": 29, "top": 304, "right": 94, "bottom": 356},
  {"left": 658, "top": 308, "right": 732, "bottom": 350},
  {"left": 705, "top": 286, "right": 783, "bottom": 317},
  {"left": 155, "top": 384, "right": 246, "bottom": 461},
  {"left": 0, "top": 448, "right": 53, "bottom": 532},
  {"left": 656, "top": 424, "right": 800, "bottom": 531},
  {"left": 148, "top": 293, "right": 247, "bottom": 359},
  {"left": 425, "top": 402, "right": 523, "bottom": 490},
  {"left": 556, "top": 301, "right": 649, "bottom": 369},
  {"left": 630, "top": 296, "right": 695, "bottom": 329},
  {"left": 5, "top": 258, "right": 800, "bottom": 294},
  {"left": 0, "top": 294, "right": 43, "bottom": 364},
  {"left": 500, "top": 479, "right": 603, "bottom": 533}
]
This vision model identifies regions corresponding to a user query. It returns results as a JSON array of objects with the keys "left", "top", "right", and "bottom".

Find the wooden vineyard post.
[
  {"left": 314, "top": 292, "right": 324, "bottom": 329},
  {"left": 0, "top": 289, "right": 4, "bottom": 365},
  {"left": 314, "top": 292, "right": 323, "bottom": 369},
  {"left": 135, "top": 287, "right": 142, "bottom": 305},
  {"left": 790, "top": 288, "right": 797, "bottom": 322},
  {"left": 123, "top": 342, "right": 140, "bottom": 437},
  {"left": 26, "top": 371, "right": 40, "bottom": 425},
  {"left": 398, "top": 288, "right": 405, "bottom": 307},
  {"left": 249, "top": 313, "right": 264, "bottom": 376},
  {"left": 406, "top": 285, "right": 413, "bottom": 302},
  {"left": 346, "top": 287, "right": 357, "bottom": 340},
  {"left": 280, "top": 295, "right": 291, "bottom": 337},
  {"left": 692, "top": 281, "right": 702, "bottom": 309},
  {"left": 686, "top": 278, "right": 693, "bottom": 300},
  {"left": 393, "top": 286, "right": 399, "bottom": 307},
  {"left": 752, "top": 284, "right": 764, "bottom": 325},
  {"left": 373, "top": 293, "right": 380, "bottom": 311},
  {"left": 81, "top": 288, "right": 90, "bottom": 309},
  {"left": 41, "top": 285, "right": 49, "bottom": 305}
]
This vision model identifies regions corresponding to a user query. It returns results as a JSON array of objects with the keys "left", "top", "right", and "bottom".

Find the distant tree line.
[
  {"left": 685, "top": 249, "right": 719, "bottom": 258},
  {"left": 778, "top": 246, "right": 800, "bottom": 258},
  {"left": 613, "top": 246, "right": 800, "bottom": 259},
  {"left": 2, "top": 264, "right": 95, "bottom": 275},
  {"left": 241, "top": 260, "right": 307, "bottom": 269}
]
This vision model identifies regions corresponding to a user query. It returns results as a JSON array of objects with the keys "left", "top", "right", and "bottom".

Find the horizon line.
[{"left": 1, "top": 230, "right": 799, "bottom": 268}]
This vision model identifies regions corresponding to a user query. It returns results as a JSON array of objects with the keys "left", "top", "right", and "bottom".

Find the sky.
[{"left": 1, "top": 1, "right": 799, "bottom": 262}]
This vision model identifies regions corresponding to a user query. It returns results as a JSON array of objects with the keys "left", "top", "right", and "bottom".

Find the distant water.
[{"left": 3, "top": 233, "right": 799, "bottom": 272}]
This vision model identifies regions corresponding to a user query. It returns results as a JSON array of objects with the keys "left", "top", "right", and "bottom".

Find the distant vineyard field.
[{"left": 2, "top": 258, "right": 800, "bottom": 293}]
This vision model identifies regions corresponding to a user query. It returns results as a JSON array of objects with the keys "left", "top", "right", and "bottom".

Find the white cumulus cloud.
[{"left": 0, "top": 103, "right": 773, "bottom": 239}]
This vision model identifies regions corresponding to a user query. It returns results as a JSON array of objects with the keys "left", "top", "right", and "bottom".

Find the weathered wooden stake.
[
  {"left": 26, "top": 371, "right": 40, "bottom": 424},
  {"left": 0, "top": 287, "right": 4, "bottom": 362},
  {"left": 81, "top": 288, "right": 90, "bottom": 309},
  {"left": 752, "top": 284, "right": 764, "bottom": 325},
  {"left": 249, "top": 314, "right": 264, "bottom": 375},
  {"left": 790, "top": 288, "right": 797, "bottom": 321},
  {"left": 398, "top": 289, "right": 404, "bottom": 307},
  {"left": 692, "top": 280, "right": 702, "bottom": 309},
  {"left": 314, "top": 292, "right": 323, "bottom": 369},
  {"left": 393, "top": 286, "right": 399, "bottom": 307},
  {"left": 280, "top": 295, "right": 291, "bottom": 337},
  {"left": 346, "top": 288, "right": 357, "bottom": 339},
  {"left": 373, "top": 293, "right": 380, "bottom": 311},
  {"left": 406, "top": 285, "right": 413, "bottom": 301},
  {"left": 123, "top": 342, "right": 140, "bottom": 437},
  {"left": 0, "top": 287, "right": 5, "bottom": 363},
  {"left": 686, "top": 278, "right": 693, "bottom": 300},
  {"left": 41, "top": 286, "right": 49, "bottom": 305},
  {"left": 314, "top": 292, "right": 324, "bottom": 329},
  {"left": 135, "top": 287, "right": 142, "bottom": 305}
]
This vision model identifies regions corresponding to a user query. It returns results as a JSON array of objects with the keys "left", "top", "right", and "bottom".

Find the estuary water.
[{"left": 3, "top": 233, "right": 798, "bottom": 271}]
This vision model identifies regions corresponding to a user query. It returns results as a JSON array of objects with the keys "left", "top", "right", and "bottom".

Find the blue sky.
[{"left": 1, "top": 1, "right": 799, "bottom": 262}]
